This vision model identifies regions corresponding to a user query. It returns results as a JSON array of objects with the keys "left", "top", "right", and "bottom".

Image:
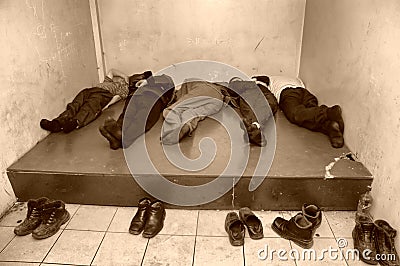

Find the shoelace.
[
  {"left": 46, "top": 211, "right": 56, "bottom": 226},
  {"left": 28, "top": 208, "right": 40, "bottom": 220}
]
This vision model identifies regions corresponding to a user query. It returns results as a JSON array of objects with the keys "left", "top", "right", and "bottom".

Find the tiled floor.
[{"left": 0, "top": 204, "right": 363, "bottom": 266}]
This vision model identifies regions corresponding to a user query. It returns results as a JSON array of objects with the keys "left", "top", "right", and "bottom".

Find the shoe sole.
[
  {"left": 271, "top": 223, "right": 313, "bottom": 249},
  {"left": 32, "top": 211, "right": 71, "bottom": 240}
]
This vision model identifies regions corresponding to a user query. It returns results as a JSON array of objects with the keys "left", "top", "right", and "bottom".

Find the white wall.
[
  {"left": 97, "top": 0, "right": 306, "bottom": 77},
  {"left": 0, "top": 0, "right": 98, "bottom": 216},
  {"left": 300, "top": 0, "right": 400, "bottom": 246}
]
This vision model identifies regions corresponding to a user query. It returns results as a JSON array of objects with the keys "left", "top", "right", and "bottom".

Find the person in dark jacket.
[{"left": 99, "top": 74, "right": 175, "bottom": 149}]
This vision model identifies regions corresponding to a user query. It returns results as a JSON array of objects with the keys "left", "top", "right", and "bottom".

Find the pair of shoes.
[
  {"left": 129, "top": 198, "right": 166, "bottom": 238},
  {"left": 40, "top": 119, "right": 62, "bottom": 133},
  {"left": 99, "top": 117, "right": 122, "bottom": 150},
  {"left": 353, "top": 217, "right": 399, "bottom": 265},
  {"left": 271, "top": 204, "right": 322, "bottom": 249},
  {"left": 14, "top": 198, "right": 70, "bottom": 240},
  {"left": 225, "top": 207, "right": 263, "bottom": 246}
]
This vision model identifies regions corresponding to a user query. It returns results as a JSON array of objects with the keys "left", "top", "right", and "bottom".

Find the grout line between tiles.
[
  {"left": 191, "top": 210, "right": 200, "bottom": 266},
  {"left": 0, "top": 232, "right": 16, "bottom": 254},
  {"left": 140, "top": 238, "right": 150, "bottom": 266},
  {"left": 89, "top": 207, "right": 118, "bottom": 265},
  {"left": 39, "top": 205, "right": 83, "bottom": 264}
]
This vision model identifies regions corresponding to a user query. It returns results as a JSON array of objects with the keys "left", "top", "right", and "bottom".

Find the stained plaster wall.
[
  {"left": 0, "top": 0, "right": 98, "bottom": 216},
  {"left": 97, "top": 0, "right": 306, "bottom": 78},
  {"left": 300, "top": 0, "right": 400, "bottom": 246}
]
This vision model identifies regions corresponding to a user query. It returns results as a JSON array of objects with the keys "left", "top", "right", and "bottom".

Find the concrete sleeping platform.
[{"left": 7, "top": 102, "right": 372, "bottom": 210}]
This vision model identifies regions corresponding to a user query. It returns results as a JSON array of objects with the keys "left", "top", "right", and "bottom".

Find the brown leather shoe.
[
  {"left": 225, "top": 212, "right": 245, "bottom": 246},
  {"left": 272, "top": 213, "right": 314, "bottom": 249},
  {"left": 239, "top": 207, "right": 263, "bottom": 240},
  {"left": 142, "top": 201, "right": 166, "bottom": 238},
  {"left": 352, "top": 216, "right": 378, "bottom": 265},
  {"left": 374, "top": 220, "right": 399, "bottom": 266},
  {"left": 129, "top": 198, "right": 152, "bottom": 235},
  {"left": 302, "top": 204, "right": 322, "bottom": 234}
]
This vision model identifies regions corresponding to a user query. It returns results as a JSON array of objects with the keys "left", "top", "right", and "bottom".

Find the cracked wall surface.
[{"left": 0, "top": 0, "right": 98, "bottom": 216}]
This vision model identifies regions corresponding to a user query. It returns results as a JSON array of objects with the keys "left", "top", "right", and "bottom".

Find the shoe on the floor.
[
  {"left": 374, "top": 219, "right": 399, "bottom": 266},
  {"left": 129, "top": 198, "right": 152, "bottom": 235},
  {"left": 14, "top": 197, "right": 50, "bottom": 236},
  {"left": 352, "top": 216, "right": 378, "bottom": 265},
  {"left": 142, "top": 201, "right": 166, "bottom": 238},
  {"left": 272, "top": 213, "right": 314, "bottom": 249},
  {"left": 62, "top": 119, "right": 78, "bottom": 133},
  {"left": 225, "top": 212, "right": 245, "bottom": 246},
  {"left": 239, "top": 207, "right": 263, "bottom": 240},
  {"left": 40, "top": 119, "right": 62, "bottom": 133},
  {"left": 302, "top": 204, "right": 322, "bottom": 234},
  {"left": 99, "top": 125, "right": 122, "bottom": 150},
  {"left": 327, "top": 121, "right": 344, "bottom": 148},
  {"left": 327, "top": 105, "right": 344, "bottom": 133},
  {"left": 32, "top": 200, "right": 70, "bottom": 240}
]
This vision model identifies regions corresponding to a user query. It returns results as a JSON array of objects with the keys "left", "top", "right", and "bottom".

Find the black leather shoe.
[
  {"left": 142, "top": 201, "right": 166, "bottom": 238},
  {"left": 225, "top": 212, "right": 245, "bottom": 246},
  {"left": 374, "top": 220, "right": 399, "bottom": 266},
  {"left": 129, "top": 198, "right": 151, "bottom": 235},
  {"left": 302, "top": 204, "right": 322, "bottom": 234},
  {"left": 239, "top": 207, "right": 263, "bottom": 240},
  {"left": 272, "top": 213, "right": 314, "bottom": 249},
  {"left": 352, "top": 216, "right": 378, "bottom": 265}
]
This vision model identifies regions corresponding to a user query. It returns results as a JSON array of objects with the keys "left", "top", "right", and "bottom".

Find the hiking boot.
[
  {"left": 14, "top": 197, "right": 50, "bottom": 236},
  {"left": 374, "top": 220, "right": 399, "bottom": 266},
  {"left": 142, "top": 201, "right": 166, "bottom": 238},
  {"left": 40, "top": 119, "right": 62, "bottom": 133},
  {"left": 272, "top": 213, "right": 314, "bottom": 249},
  {"left": 352, "top": 216, "right": 378, "bottom": 265},
  {"left": 32, "top": 200, "right": 70, "bottom": 239},
  {"left": 302, "top": 204, "right": 322, "bottom": 234},
  {"left": 129, "top": 198, "right": 152, "bottom": 235},
  {"left": 327, "top": 105, "right": 344, "bottom": 133}
]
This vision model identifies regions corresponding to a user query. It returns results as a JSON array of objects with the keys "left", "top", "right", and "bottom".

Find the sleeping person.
[
  {"left": 40, "top": 69, "right": 150, "bottom": 133},
  {"left": 253, "top": 75, "right": 344, "bottom": 148}
]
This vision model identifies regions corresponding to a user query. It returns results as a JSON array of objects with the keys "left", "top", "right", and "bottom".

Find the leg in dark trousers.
[
  {"left": 57, "top": 87, "right": 113, "bottom": 127},
  {"left": 41, "top": 87, "right": 112, "bottom": 133},
  {"left": 279, "top": 87, "right": 344, "bottom": 148},
  {"left": 279, "top": 87, "right": 328, "bottom": 132}
]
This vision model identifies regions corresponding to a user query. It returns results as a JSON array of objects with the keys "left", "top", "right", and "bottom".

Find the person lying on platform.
[
  {"left": 252, "top": 75, "right": 344, "bottom": 148},
  {"left": 99, "top": 74, "right": 175, "bottom": 150},
  {"left": 40, "top": 69, "right": 151, "bottom": 133}
]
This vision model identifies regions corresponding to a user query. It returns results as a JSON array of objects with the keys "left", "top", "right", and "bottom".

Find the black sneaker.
[
  {"left": 14, "top": 197, "right": 49, "bottom": 236},
  {"left": 40, "top": 119, "right": 62, "bottom": 133},
  {"left": 32, "top": 200, "right": 70, "bottom": 239}
]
